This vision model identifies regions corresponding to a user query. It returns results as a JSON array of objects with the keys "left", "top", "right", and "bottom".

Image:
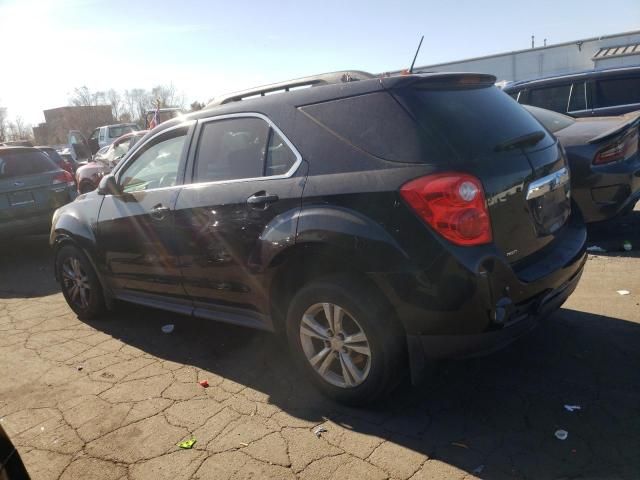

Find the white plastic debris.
[
  {"left": 564, "top": 405, "right": 581, "bottom": 412},
  {"left": 586, "top": 246, "right": 606, "bottom": 253},
  {"left": 554, "top": 429, "right": 568, "bottom": 440},
  {"left": 617, "top": 290, "right": 630, "bottom": 296},
  {"left": 623, "top": 241, "right": 632, "bottom": 252},
  {"left": 161, "top": 324, "right": 175, "bottom": 333},
  {"left": 313, "top": 426, "right": 328, "bottom": 438}
]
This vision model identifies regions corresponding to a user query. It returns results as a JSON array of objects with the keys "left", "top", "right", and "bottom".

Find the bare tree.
[
  {"left": 0, "top": 106, "right": 7, "bottom": 142},
  {"left": 6, "top": 115, "right": 32, "bottom": 141},
  {"left": 70, "top": 86, "right": 106, "bottom": 107},
  {"left": 151, "top": 84, "right": 185, "bottom": 108},
  {"left": 107, "top": 89, "right": 123, "bottom": 121}
]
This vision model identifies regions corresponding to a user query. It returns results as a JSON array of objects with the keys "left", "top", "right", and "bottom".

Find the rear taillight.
[
  {"left": 400, "top": 172, "right": 492, "bottom": 246},
  {"left": 593, "top": 129, "right": 639, "bottom": 165},
  {"left": 52, "top": 170, "right": 75, "bottom": 186}
]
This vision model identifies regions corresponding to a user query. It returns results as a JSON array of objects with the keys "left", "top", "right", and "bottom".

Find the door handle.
[
  {"left": 247, "top": 192, "right": 279, "bottom": 209},
  {"left": 150, "top": 204, "right": 170, "bottom": 221}
]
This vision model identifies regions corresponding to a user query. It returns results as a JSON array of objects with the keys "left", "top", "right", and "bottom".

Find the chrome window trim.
[{"left": 183, "top": 112, "right": 303, "bottom": 190}]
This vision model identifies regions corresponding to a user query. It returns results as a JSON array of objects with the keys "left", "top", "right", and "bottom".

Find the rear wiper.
[{"left": 494, "top": 130, "right": 546, "bottom": 152}]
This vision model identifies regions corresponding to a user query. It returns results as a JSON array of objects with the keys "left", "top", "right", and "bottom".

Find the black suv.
[
  {"left": 503, "top": 66, "right": 640, "bottom": 117},
  {"left": 51, "top": 71, "right": 587, "bottom": 405}
]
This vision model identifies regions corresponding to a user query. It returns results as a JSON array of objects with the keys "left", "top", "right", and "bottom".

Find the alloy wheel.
[
  {"left": 61, "top": 257, "right": 91, "bottom": 310},
  {"left": 299, "top": 302, "right": 371, "bottom": 388}
]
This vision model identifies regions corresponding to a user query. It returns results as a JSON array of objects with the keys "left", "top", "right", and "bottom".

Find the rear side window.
[
  {"left": 0, "top": 150, "right": 58, "bottom": 178},
  {"left": 568, "top": 82, "right": 587, "bottom": 111},
  {"left": 398, "top": 85, "right": 553, "bottom": 160},
  {"left": 528, "top": 84, "right": 571, "bottom": 113},
  {"left": 595, "top": 77, "right": 640, "bottom": 108},
  {"left": 300, "top": 92, "right": 442, "bottom": 163}
]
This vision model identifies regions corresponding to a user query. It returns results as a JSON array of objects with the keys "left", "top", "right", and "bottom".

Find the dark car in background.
[
  {"left": 504, "top": 66, "right": 640, "bottom": 117},
  {"left": 76, "top": 130, "right": 147, "bottom": 193},
  {"left": 0, "top": 425, "right": 30, "bottom": 479},
  {"left": 50, "top": 71, "right": 586, "bottom": 405},
  {"left": 35, "top": 146, "right": 75, "bottom": 175},
  {"left": 0, "top": 146, "right": 76, "bottom": 239},
  {"left": 525, "top": 105, "right": 640, "bottom": 222}
]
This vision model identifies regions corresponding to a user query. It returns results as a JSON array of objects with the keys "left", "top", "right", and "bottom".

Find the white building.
[{"left": 405, "top": 30, "right": 640, "bottom": 83}]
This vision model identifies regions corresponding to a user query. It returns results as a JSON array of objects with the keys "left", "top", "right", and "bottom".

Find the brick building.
[{"left": 33, "top": 105, "right": 114, "bottom": 145}]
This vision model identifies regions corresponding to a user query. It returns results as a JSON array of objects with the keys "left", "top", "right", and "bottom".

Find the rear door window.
[
  {"left": 528, "top": 84, "right": 571, "bottom": 113},
  {"left": 595, "top": 77, "right": 640, "bottom": 108}
]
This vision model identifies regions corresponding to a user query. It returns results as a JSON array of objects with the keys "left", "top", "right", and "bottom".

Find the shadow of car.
[{"left": 0, "top": 425, "right": 30, "bottom": 479}]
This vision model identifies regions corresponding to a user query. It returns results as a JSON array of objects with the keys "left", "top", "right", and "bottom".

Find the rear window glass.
[
  {"left": 0, "top": 150, "right": 58, "bottom": 178},
  {"left": 397, "top": 86, "right": 553, "bottom": 160},
  {"left": 595, "top": 77, "right": 640, "bottom": 108},
  {"left": 524, "top": 105, "right": 575, "bottom": 133},
  {"left": 300, "top": 92, "right": 446, "bottom": 163},
  {"left": 39, "top": 148, "right": 63, "bottom": 164},
  {"left": 109, "top": 125, "right": 138, "bottom": 138},
  {"left": 528, "top": 84, "right": 571, "bottom": 113}
]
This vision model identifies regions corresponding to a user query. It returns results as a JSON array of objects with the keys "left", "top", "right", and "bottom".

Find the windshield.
[
  {"left": 397, "top": 85, "right": 554, "bottom": 160},
  {"left": 524, "top": 105, "right": 576, "bottom": 133}
]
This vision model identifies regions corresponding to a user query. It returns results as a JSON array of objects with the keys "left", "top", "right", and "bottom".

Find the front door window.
[{"left": 120, "top": 131, "right": 187, "bottom": 193}]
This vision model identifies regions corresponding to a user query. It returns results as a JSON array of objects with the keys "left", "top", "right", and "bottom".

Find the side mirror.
[{"left": 97, "top": 174, "right": 121, "bottom": 195}]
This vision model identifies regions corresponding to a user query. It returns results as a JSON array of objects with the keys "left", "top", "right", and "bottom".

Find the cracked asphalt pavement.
[{"left": 1, "top": 212, "right": 639, "bottom": 480}]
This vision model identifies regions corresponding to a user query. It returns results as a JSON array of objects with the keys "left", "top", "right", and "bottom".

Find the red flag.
[{"left": 149, "top": 104, "right": 160, "bottom": 129}]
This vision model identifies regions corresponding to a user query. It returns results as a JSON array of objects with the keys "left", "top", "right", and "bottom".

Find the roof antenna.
[{"left": 409, "top": 35, "right": 424, "bottom": 74}]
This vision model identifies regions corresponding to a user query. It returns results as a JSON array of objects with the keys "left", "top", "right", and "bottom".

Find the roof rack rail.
[{"left": 207, "top": 70, "right": 375, "bottom": 107}]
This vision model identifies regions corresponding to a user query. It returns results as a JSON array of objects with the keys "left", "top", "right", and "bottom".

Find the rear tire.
[
  {"left": 285, "top": 275, "right": 406, "bottom": 405},
  {"left": 56, "top": 245, "right": 106, "bottom": 320}
]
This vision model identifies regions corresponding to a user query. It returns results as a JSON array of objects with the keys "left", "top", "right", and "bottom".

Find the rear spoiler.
[
  {"left": 588, "top": 111, "right": 640, "bottom": 144},
  {"left": 382, "top": 72, "right": 497, "bottom": 90}
]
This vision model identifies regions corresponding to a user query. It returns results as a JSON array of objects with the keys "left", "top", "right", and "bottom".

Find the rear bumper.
[
  {"left": 370, "top": 217, "right": 587, "bottom": 381},
  {"left": 0, "top": 212, "right": 54, "bottom": 239},
  {"left": 407, "top": 259, "right": 583, "bottom": 361},
  {"left": 573, "top": 156, "right": 640, "bottom": 222}
]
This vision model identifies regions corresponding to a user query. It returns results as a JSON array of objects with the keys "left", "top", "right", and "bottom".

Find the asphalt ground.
[{"left": 0, "top": 208, "right": 638, "bottom": 480}]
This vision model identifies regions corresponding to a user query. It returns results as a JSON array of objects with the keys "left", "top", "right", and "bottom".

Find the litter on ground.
[
  {"left": 564, "top": 405, "right": 581, "bottom": 412},
  {"left": 554, "top": 429, "right": 568, "bottom": 440},
  {"left": 161, "top": 324, "right": 175, "bottom": 333},
  {"left": 586, "top": 246, "right": 606, "bottom": 253},
  {"left": 199, "top": 380, "right": 209, "bottom": 388},
  {"left": 177, "top": 438, "right": 196, "bottom": 449},
  {"left": 313, "top": 426, "right": 328, "bottom": 438},
  {"left": 617, "top": 290, "right": 630, "bottom": 296}
]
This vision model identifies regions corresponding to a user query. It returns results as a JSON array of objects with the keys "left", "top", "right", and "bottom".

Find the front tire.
[
  {"left": 56, "top": 245, "right": 105, "bottom": 320},
  {"left": 285, "top": 275, "right": 405, "bottom": 405}
]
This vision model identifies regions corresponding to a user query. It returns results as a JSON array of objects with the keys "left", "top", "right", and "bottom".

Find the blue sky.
[{"left": 0, "top": 0, "right": 638, "bottom": 124}]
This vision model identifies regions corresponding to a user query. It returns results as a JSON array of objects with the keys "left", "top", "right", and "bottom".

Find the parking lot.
[{"left": 0, "top": 210, "right": 639, "bottom": 480}]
